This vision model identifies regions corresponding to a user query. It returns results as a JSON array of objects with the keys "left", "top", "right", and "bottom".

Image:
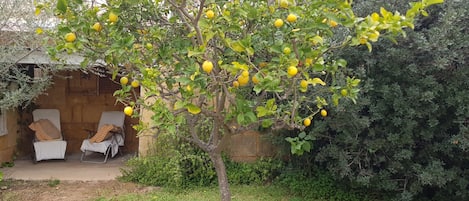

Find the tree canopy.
[{"left": 38, "top": 0, "right": 442, "bottom": 200}]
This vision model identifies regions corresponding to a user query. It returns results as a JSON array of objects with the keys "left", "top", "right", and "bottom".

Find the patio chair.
[
  {"left": 80, "top": 111, "right": 125, "bottom": 163},
  {"left": 29, "top": 109, "right": 67, "bottom": 163}
]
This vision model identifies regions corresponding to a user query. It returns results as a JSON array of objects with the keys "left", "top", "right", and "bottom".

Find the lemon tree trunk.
[{"left": 209, "top": 151, "right": 231, "bottom": 201}]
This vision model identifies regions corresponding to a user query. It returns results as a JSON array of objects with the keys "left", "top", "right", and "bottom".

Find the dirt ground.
[{"left": 0, "top": 179, "right": 159, "bottom": 201}]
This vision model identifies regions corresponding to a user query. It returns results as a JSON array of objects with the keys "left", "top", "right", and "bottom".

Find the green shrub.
[
  {"left": 296, "top": 1, "right": 469, "bottom": 200},
  {"left": 121, "top": 153, "right": 285, "bottom": 188},
  {"left": 276, "top": 168, "right": 380, "bottom": 201},
  {"left": 120, "top": 155, "right": 184, "bottom": 187},
  {"left": 226, "top": 157, "right": 284, "bottom": 185},
  {"left": 47, "top": 179, "right": 60, "bottom": 187}
]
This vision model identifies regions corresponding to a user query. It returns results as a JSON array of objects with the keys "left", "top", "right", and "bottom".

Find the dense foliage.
[
  {"left": 297, "top": 1, "right": 469, "bottom": 200},
  {"left": 120, "top": 137, "right": 283, "bottom": 188}
]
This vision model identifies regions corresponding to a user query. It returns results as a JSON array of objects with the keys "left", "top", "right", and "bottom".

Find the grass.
[{"left": 95, "top": 184, "right": 307, "bottom": 201}]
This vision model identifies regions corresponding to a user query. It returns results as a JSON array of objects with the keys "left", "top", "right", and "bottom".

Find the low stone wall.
[{"left": 225, "top": 130, "right": 277, "bottom": 163}]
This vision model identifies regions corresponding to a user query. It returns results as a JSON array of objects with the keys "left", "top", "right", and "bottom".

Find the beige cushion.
[
  {"left": 29, "top": 119, "right": 61, "bottom": 141},
  {"left": 89, "top": 124, "right": 121, "bottom": 143}
]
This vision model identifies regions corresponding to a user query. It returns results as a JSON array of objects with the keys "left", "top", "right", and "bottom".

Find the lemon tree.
[{"left": 40, "top": 0, "right": 442, "bottom": 200}]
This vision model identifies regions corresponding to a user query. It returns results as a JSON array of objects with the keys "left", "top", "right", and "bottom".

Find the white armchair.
[
  {"left": 30, "top": 109, "right": 67, "bottom": 163},
  {"left": 80, "top": 111, "right": 125, "bottom": 163}
]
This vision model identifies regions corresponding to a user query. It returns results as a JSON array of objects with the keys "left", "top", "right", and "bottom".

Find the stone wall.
[
  {"left": 224, "top": 130, "right": 278, "bottom": 163},
  {"left": 0, "top": 110, "right": 18, "bottom": 163},
  {"left": 16, "top": 71, "right": 139, "bottom": 156}
]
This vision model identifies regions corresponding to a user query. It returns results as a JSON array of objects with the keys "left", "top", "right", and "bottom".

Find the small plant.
[
  {"left": 1, "top": 161, "right": 14, "bottom": 168},
  {"left": 47, "top": 179, "right": 60, "bottom": 187}
]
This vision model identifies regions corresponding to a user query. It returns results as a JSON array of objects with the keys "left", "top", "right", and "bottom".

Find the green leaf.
[
  {"left": 174, "top": 100, "right": 185, "bottom": 110},
  {"left": 237, "top": 113, "right": 245, "bottom": 124},
  {"left": 302, "top": 141, "right": 312, "bottom": 152},
  {"left": 299, "top": 132, "right": 306, "bottom": 138},
  {"left": 423, "top": 0, "right": 444, "bottom": 6},
  {"left": 336, "top": 59, "right": 347, "bottom": 67},
  {"left": 188, "top": 49, "right": 204, "bottom": 57},
  {"left": 230, "top": 41, "right": 245, "bottom": 52},
  {"left": 56, "top": 0, "right": 67, "bottom": 14},
  {"left": 245, "top": 112, "right": 258, "bottom": 123},
  {"left": 261, "top": 119, "right": 273, "bottom": 128},
  {"left": 186, "top": 104, "right": 201, "bottom": 114},
  {"left": 256, "top": 106, "right": 269, "bottom": 117},
  {"left": 332, "top": 93, "right": 340, "bottom": 106}
]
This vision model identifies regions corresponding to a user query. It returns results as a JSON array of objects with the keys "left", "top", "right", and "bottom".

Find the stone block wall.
[
  {"left": 225, "top": 130, "right": 277, "bottom": 162},
  {"left": 0, "top": 110, "right": 18, "bottom": 163}
]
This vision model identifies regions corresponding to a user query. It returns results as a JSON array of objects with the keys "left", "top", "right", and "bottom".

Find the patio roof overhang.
[{"left": 0, "top": 48, "right": 84, "bottom": 66}]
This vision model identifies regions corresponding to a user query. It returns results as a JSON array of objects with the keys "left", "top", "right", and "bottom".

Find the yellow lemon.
[
  {"left": 241, "top": 70, "right": 249, "bottom": 77},
  {"left": 274, "top": 19, "right": 284, "bottom": 28},
  {"left": 202, "top": 61, "right": 213, "bottom": 74},
  {"left": 124, "top": 106, "right": 133, "bottom": 116},
  {"left": 92, "top": 22, "right": 102, "bottom": 32},
  {"left": 320, "top": 109, "right": 327, "bottom": 117},
  {"left": 65, "top": 32, "right": 76, "bottom": 42},
  {"left": 237, "top": 75, "right": 249, "bottom": 86},
  {"left": 109, "top": 12, "right": 118, "bottom": 23},
  {"left": 287, "top": 66, "right": 298, "bottom": 77},
  {"left": 286, "top": 14, "right": 297, "bottom": 23},
  {"left": 120, "top": 77, "right": 129, "bottom": 85},
  {"left": 206, "top": 10, "right": 215, "bottom": 19},
  {"left": 233, "top": 81, "right": 240, "bottom": 88},
  {"left": 300, "top": 80, "right": 308, "bottom": 88},
  {"left": 131, "top": 80, "right": 140, "bottom": 88},
  {"left": 303, "top": 118, "right": 311, "bottom": 127},
  {"left": 279, "top": 0, "right": 288, "bottom": 8},
  {"left": 283, "top": 47, "right": 291, "bottom": 55}
]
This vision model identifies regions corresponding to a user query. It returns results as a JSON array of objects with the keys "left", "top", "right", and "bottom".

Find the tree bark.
[{"left": 209, "top": 151, "right": 231, "bottom": 201}]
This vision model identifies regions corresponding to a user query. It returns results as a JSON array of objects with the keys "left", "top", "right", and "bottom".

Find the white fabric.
[
  {"left": 32, "top": 109, "right": 67, "bottom": 161},
  {"left": 80, "top": 134, "right": 123, "bottom": 157},
  {"left": 34, "top": 140, "right": 67, "bottom": 161}
]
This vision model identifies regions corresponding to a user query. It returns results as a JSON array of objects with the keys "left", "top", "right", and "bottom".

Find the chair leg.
[
  {"left": 32, "top": 153, "right": 38, "bottom": 164},
  {"left": 80, "top": 146, "right": 112, "bottom": 164}
]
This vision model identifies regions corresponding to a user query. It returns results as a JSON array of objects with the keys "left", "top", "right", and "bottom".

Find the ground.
[{"left": 0, "top": 179, "right": 158, "bottom": 201}]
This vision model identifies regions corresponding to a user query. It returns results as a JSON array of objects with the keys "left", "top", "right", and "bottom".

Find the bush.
[
  {"left": 275, "top": 167, "right": 380, "bottom": 201},
  {"left": 299, "top": 1, "right": 469, "bottom": 200},
  {"left": 120, "top": 136, "right": 285, "bottom": 188},
  {"left": 120, "top": 155, "right": 184, "bottom": 187},
  {"left": 226, "top": 157, "right": 284, "bottom": 185}
]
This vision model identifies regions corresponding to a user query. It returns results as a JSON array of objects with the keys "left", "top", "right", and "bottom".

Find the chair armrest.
[{"left": 83, "top": 129, "right": 96, "bottom": 138}]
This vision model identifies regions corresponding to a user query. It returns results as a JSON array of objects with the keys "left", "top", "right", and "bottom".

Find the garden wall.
[{"left": 0, "top": 110, "right": 18, "bottom": 163}]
